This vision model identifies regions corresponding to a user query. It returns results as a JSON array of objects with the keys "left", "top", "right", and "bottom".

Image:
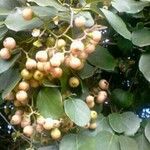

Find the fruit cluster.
[{"left": 0, "top": 7, "right": 106, "bottom": 141}]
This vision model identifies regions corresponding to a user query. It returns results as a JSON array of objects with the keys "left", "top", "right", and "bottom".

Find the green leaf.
[
  {"left": 132, "top": 28, "right": 150, "bottom": 47},
  {"left": 88, "top": 46, "right": 117, "bottom": 71},
  {"left": 5, "top": 8, "right": 43, "bottom": 32},
  {"left": 32, "top": 6, "right": 58, "bottom": 20},
  {"left": 139, "top": 53, "right": 150, "bottom": 82},
  {"left": 108, "top": 112, "right": 141, "bottom": 136},
  {"left": 60, "top": 133, "right": 95, "bottom": 150},
  {"left": 135, "top": 134, "right": 150, "bottom": 150},
  {"left": 96, "top": 131, "right": 120, "bottom": 150},
  {"left": 64, "top": 98, "right": 90, "bottom": 127},
  {"left": 36, "top": 87, "right": 64, "bottom": 119},
  {"left": 100, "top": 8, "right": 131, "bottom": 40},
  {"left": 111, "top": 0, "right": 150, "bottom": 14},
  {"left": 119, "top": 135, "right": 138, "bottom": 150},
  {"left": 111, "top": 89, "right": 134, "bottom": 108},
  {"left": 78, "top": 62, "right": 96, "bottom": 79},
  {"left": 38, "top": 145, "right": 58, "bottom": 150},
  {"left": 2, "top": 69, "right": 21, "bottom": 99},
  {"left": 0, "top": 25, "right": 8, "bottom": 41},
  {"left": 81, "top": 115, "right": 114, "bottom": 136},
  {"left": 0, "top": 53, "right": 20, "bottom": 74},
  {"left": 145, "top": 122, "right": 150, "bottom": 143},
  {"left": 28, "top": 0, "right": 68, "bottom": 11},
  {"left": 86, "top": 0, "right": 100, "bottom": 3},
  {"left": 0, "top": 0, "right": 20, "bottom": 10}
]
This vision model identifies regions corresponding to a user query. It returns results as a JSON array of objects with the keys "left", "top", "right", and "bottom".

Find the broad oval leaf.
[
  {"left": 132, "top": 28, "right": 150, "bottom": 47},
  {"left": 139, "top": 53, "right": 150, "bottom": 82},
  {"left": 119, "top": 135, "right": 138, "bottom": 150},
  {"left": 0, "top": 0, "right": 20, "bottom": 10},
  {"left": 60, "top": 133, "right": 95, "bottom": 150},
  {"left": 112, "top": 0, "right": 150, "bottom": 14},
  {"left": 2, "top": 69, "right": 21, "bottom": 99},
  {"left": 108, "top": 112, "right": 142, "bottom": 136},
  {"left": 88, "top": 46, "right": 117, "bottom": 71},
  {"left": 78, "top": 62, "right": 96, "bottom": 79},
  {"left": 32, "top": 6, "right": 58, "bottom": 20},
  {"left": 5, "top": 8, "right": 43, "bottom": 32},
  {"left": 0, "top": 25, "right": 8, "bottom": 41},
  {"left": 111, "top": 89, "right": 134, "bottom": 108},
  {"left": 28, "top": 0, "right": 68, "bottom": 11},
  {"left": 100, "top": 8, "right": 131, "bottom": 40},
  {"left": 0, "top": 53, "right": 20, "bottom": 74},
  {"left": 145, "top": 122, "right": 150, "bottom": 143},
  {"left": 36, "top": 87, "right": 64, "bottom": 119},
  {"left": 96, "top": 131, "right": 120, "bottom": 150},
  {"left": 64, "top": 98, "right": 90, "bottom": 127}
]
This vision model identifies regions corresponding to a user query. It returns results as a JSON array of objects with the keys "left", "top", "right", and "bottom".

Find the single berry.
[
  {"left": 0, "top": 48, "right": 11, "bottom": 60},
  {"left": 50, "top": 128, "right": 61, "bottom": 140},
  {"left": 98, "top": 79, "right": 109, "bottom": 90},
  {"left": 33, "top": 70, "right": 44, "bottom": 81},
  {"left": 3, "top": 37, "right": 16, "bottom": 50},
  {"left": 25, "top": 58, "right": 37, "bottom": 70},
  {"left": 96, "top": 91, "right": 107, "bottom": 103},
  {"left": 35, "top": 50, "right": 48, "bottom": 62},
  {"left": 16, "top": 90, "right": 28, "bottom": 102},
  {"left": 74, "top": 16, "right": 86, "bottom": 28},
  {"left": 18, "top": 81, "right": 30, "bottom": 91},
  {"left": 23, "top": 125, "right": 34, "bottom": 137},
  {"left": 69, "top": 77, "right": 80, "bottom": 88},
  {"left": 22, "top": 7, "right": 33, "bottom": 21}
]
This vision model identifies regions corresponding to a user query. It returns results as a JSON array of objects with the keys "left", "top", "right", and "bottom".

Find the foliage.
[{"left": 0, "top": 0, "right": 150, "bottom": 149}]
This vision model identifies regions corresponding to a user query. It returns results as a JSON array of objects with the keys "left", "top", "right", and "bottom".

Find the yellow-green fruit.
[
  {"left": 90, "top": 110, "right": 98, "bottom": 120},
  {"left": 21, "top": 69, "right": 32, "bottom": 80},
  {"left": 50, "top": 128, "right": 61, "bottom": 140},
  {"left": 33, "top": 70, "right": 44, "bottom": 81},
  {"left": 69, "top": 77, "right": 80, "bottom": 88}
]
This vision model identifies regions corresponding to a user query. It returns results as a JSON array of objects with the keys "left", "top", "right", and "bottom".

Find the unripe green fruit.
[
  {"left": 21, "top": 69, "right": 33, "bottom": 80},
  {"left": 23, "top": 125, "right": 34, "bottom": 137},
  {"left": 90, "top": 111, "right": 98, "bottom": 120},
  {"left": 69, "top": 77, "right": 80, "bottom": 88},
  {"left": 98, "top": 79, "right": 109, "bottom": 90},
  {"left": 0, "top": 48, "right": 11, "bottom": 60},
  {"left": 50, "top": 128, "right": 61, "bottom": 140},
  {"left": 3, "top": 37, "right": 16, "bottom": 50},
  {"left": 33, "top": 70, "right": 44, "bottom": 81},
  {"left": 74, "top": 16, "right": 86, "bottom": 28},
  {"left": 22, "top": 8, "right": 33, "bottom": 21}
]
